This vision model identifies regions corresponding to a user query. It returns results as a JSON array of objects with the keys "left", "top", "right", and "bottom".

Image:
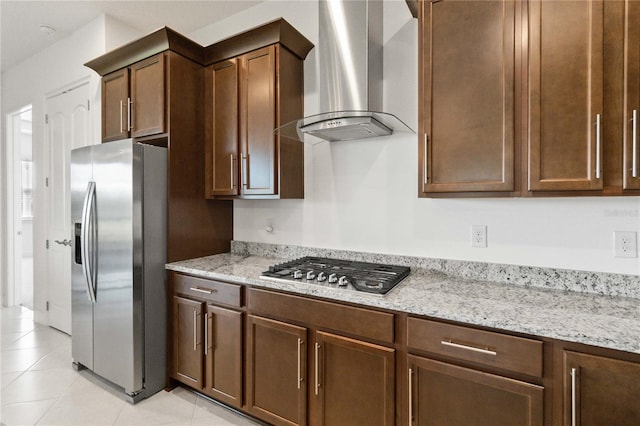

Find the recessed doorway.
[{"left": 6, "top": 105, "right": 34, "bottom": 309}]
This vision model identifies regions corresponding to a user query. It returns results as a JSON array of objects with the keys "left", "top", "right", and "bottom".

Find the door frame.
[{"left": 3, "top": 105, "right": 33, "bottom": 307}]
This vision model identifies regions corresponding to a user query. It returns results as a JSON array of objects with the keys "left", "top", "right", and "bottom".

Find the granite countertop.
[{"left": 166, "top": 249, "right": 640, "bottom": 355}]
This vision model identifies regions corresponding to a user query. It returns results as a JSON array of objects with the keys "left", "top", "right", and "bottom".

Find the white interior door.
[{"left": 46, "top": 82, "right": 91, "bottom": 334}]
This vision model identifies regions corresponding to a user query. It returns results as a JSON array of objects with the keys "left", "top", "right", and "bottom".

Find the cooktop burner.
[{"left": 260, "top": 256, "right": 411, "bottom": 295}]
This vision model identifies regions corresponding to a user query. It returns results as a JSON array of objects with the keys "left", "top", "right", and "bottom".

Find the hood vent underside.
[
  {"left": 276, "top": 0, "right": 414, "bottom": 144},
  {"left": 276, "top": 110, "right": 413, "bottom": 144}
]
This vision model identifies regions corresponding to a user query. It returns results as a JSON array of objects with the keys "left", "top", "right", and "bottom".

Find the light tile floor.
[{"left": 1, "top": 306, "right": 261, "bottom": 425}]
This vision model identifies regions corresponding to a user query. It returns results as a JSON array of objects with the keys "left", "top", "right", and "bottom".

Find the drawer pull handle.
[
  {"left": 441, "top": 339, "right": 497, "bottom": 356},
  {"left": 189, "top": 287, "right": 217, "bottom": 294}
]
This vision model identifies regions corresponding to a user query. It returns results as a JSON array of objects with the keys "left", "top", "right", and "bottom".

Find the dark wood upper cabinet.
[
  {"left": 204, "top": 20, "right": 312, "bottom": 200},
  {"left": 418, "top": 0, "right": 640, "bottom": 197},
  {"left": 241, "top": 46, "right": 277, "bottom": 196},
  {"left": 624, "top": 0, "right": 640, "bottom": 189},
  {"left": 205, "top": 43, "right": 308, "bottom": 200},
  {"left": 528, "top": 0, "right": 604, "bottom": 191},
  {"left": 408, "top": 355, "right": 543, "bottom": 426},
  {"left": 419, "top": 0, "right": 517, "bottom": 194},
  {"left": 100, "top": 53, "right": 166, "bottom": 142},
  {"left": 102, "top": 68, "right": 129, "bottom": 142},
  {"left": 129, "top": 54, "right": 166, "bottom": 138},
  {"left": 205, "top": 59, "right": 240, "bottom": 197},
  {"left": 563, "top": 350, "right": 640, "bottom": 426}
]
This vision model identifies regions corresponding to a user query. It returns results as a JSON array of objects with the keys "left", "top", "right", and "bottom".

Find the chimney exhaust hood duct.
[{"left": 275, "top": 0, "right": 414, "bottom": 143}]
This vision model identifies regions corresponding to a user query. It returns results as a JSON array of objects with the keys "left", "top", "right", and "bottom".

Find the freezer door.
[
  {"left": 91, "top": 139, "right": 142, "bottom": 394},
  {"left": 71, "top": 145, "right": 94, "bottom": 370}
]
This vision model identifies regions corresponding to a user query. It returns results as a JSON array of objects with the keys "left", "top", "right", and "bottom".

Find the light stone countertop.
[{"left": 166, "top": 251, "right": 640, "bottom": 355}]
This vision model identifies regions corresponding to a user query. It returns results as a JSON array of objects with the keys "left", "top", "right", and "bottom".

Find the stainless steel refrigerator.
[{"left": 70, "top": 139, "right": 167, "bottom": 403}]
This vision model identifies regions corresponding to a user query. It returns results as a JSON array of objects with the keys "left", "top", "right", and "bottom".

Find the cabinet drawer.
[
  {"left": 407, "top": 317, "right": 543, "bottom": 378},
  {"left": 248, "top": 288, "right": 394, "bottom": 344},
  {"left": 173, "top": 274, "right": 242, "bottom": 308}
]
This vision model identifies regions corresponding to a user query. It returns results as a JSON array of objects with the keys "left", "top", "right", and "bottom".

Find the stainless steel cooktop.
[{"left": 260, "top": 256, "right": 411, "bottom": 296}]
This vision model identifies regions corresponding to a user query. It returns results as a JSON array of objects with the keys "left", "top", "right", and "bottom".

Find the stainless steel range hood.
[{"left": 276, "top": 0, "right": 414, "bottom": 143}]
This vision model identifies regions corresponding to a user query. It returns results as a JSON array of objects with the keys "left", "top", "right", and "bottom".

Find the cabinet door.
[
  {"left": 528, "top": 0, "right": 604, "bottom": 191},
  {"left": 419, "top": 0, "right": 516, "bottom": 193},
  {"left": 205, "top": 59, "right": 240, "bottom": 197},
  {"left": 240, "top": 46, "right": 277, "bottom": 196},
  {"left": 408, "top": 355, "right": 543, "bottom": 426},
  {"left": 171, "top": 296, "right": 203, "bottom": 388},
  {"left": 102, "top": 68, "right": 129, "bottom": 142},
  {"left": 247, "top": 315, "right": 306, "bottom": 426},
  {"left": 130, "top": 53, "right": 166, "bottom": 138},
  {"left": 314, "top": 332, "right": 395, "bottom": 426},
  {"left": 624, "top": 0, "right": 640, "bottom": 189},
  {"left": 563, "top": 351, "right": 640, "bottom": 426},
  {"left": 204, "top": 304, "right": 242, "bottom": 408}
]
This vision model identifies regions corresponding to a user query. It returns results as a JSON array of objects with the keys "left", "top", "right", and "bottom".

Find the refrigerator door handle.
[{"left": 81, "top": 181, "right": 97, "bottom": 303}]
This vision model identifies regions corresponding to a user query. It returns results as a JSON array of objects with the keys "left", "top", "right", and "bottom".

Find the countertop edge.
[{"left": 166, "top": 253, "right": 640, "bottom": 356}]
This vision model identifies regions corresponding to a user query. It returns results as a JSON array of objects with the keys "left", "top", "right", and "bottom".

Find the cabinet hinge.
[
  {"left": 46, "top": 240, "right": 49, "bottom": 249},
  {"left": 45, "top": 114, "right": 49, "bottom": 124},
  {"left": 46, "top": 301, "right": 50, "bottom": 311},
  {"left": 87, "top": 100, "right": 90, "bottom": 110},
  {"left": 45, "top": 177, "right": 49, "bottom": 187}
]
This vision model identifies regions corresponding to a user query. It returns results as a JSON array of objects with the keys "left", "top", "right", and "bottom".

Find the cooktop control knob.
[
  {"left": 293, "top": 270, "right": 303, "bottom": 279},
  {"left": 306, "top": 271, "right": 316, "bottom": 280},
  {"left": 328, "top": 273, "right": 338, "bottom": 284},
  {"left": 317, "top": 272, "right": 327, "bottom": 282},
  {"left": 338, "top": 276, "right": 349, "bottom": 287}
]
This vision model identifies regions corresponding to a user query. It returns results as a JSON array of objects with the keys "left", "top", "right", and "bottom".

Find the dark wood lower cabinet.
[
  {"left": 314, "top": 331, "right": 395, "bottom": 426},
  {"left": 171, "top": 296, "right": 203, "bottom": 388},
  {"left": 408, "top": 355, "right": 543, "bottom": 426},
  {"left": 170, "top": 277, "right": 243, "bottom": 410},
  {"left": 247, "top": 315, "right": 307, "bottom": 426},
  {"left": 168, "top": 276, "right": 640, "bottom": 426},
  {"left": 204, "top": 304, "right": 243, "bottom": 408},
  {"left": 563, "top": 350, "right": 640, "bottom": 426}
]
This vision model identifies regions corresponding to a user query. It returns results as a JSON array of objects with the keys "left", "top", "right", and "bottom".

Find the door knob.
[{"left": 54, "top": 239, "right": 72, "bottom": 246}]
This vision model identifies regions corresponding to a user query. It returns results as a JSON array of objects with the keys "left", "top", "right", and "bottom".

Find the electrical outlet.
[
  {"left": 471, "top": 225, "right": 487, "bottom": 248},
  {"left": 614, "top": 231, "right": 637, "bottom": 258}
]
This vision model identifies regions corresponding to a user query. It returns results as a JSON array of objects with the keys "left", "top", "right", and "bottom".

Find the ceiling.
[{"left": 0, "top": 0, "right": 263, "bottom": 72}]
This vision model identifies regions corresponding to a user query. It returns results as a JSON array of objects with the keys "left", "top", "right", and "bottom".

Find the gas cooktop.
[{"left": 260, "top": 256, "right": 411, "bottom": 295}]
